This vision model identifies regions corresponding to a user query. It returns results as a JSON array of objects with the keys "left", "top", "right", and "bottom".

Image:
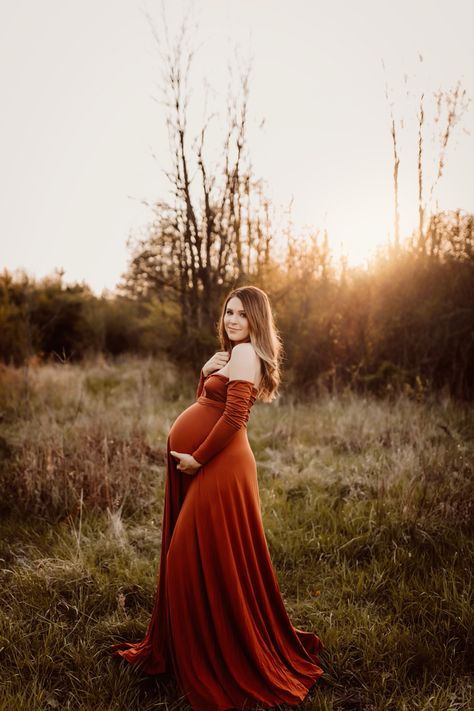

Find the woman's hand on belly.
[{"left": 170, "top": 451, "right": 202, "bottom": 476}]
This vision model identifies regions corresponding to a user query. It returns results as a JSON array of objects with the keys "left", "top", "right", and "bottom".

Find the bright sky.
[{"left": 0, "top": 0, "right": 472, "bottom": 294}]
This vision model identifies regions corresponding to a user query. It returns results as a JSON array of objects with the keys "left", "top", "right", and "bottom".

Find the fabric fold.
[
  {"left": 196, "top": 368, "right": 206, "bottom": 399},
  {"left": 192, "top": 379, "right": 256, "bottom": 465}
]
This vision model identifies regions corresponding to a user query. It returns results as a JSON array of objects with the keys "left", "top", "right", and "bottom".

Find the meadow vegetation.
[
  {"left": 0, "top": 357, "right": 472, "bottom": 710},
  {"left": 2, "top": 217, "right": 473, "bottom": 402},
  {"left": 1, "top": 15, "right": 472, "bottom": 710}
]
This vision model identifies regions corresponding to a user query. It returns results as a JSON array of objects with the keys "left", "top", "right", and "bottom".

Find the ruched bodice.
[
  {"left": 199, "top": 372, "right": 231, "bottom": 404},
  {"left": 112, "top": 367, "right": 324, "bottom": 710},
  {"left": 193, "top": 374, "right": 258, "bottom": 464},
  {"left": 197, "top": 371, "right": 258, "bottom": 402}
]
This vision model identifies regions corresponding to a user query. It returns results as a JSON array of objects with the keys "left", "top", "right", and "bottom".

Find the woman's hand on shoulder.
[
  {"left": 228, "top": 342, "right": 260, "bottom": 383},
  {"left": 202, "top": 351, "right": 229, "bottom": 377}
]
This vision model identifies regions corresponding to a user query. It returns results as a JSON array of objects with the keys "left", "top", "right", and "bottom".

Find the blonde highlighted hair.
[{"left": 218, "top": 286, "right": 283, "bottom": 402}]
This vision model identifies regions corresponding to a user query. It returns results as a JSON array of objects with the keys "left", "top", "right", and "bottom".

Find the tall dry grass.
[
  {"left": 0, "top": 357, "right": 472, "bottom": 709},
  {"left": 0, "top": 356, "right": 190, "bottom": 517}
]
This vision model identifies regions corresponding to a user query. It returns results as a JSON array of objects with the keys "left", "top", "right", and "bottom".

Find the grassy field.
[{"left": 0, "top": 357, "right": 473, "bottom": 711}]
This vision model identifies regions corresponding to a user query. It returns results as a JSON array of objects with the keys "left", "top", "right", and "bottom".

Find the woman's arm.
[
  {"left": 192, "top": 379, "right": 255, "bottom": 464},
  {"left": 192, "top": 344, "right": 259, "bottom": 465}
]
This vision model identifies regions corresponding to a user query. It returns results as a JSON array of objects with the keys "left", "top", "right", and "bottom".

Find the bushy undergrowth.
[{"left": 0, "top": 358, "right": 473, "bottom": 710}]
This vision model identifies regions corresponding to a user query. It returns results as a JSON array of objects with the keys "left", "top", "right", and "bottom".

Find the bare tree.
[
  {"left": 120, "top": 15, "right": 273, "bottom": 344},
  {"left": 416, "top": 80, "right": 470, "bottom": 254},
  {"left": 417, "top": 91, "right": 425, "bottom": 252},
  {"left": 382, "top": 60, "right": 401, "bottom": 251},
  {"left": 383, "top": 56, "right": 470, "bottom": 256}
]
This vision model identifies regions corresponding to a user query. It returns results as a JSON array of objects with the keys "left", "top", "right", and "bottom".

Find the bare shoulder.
[
  {"left": 231, "top": 342, "right": 259, "bottom": 363},
  {"left": 229, "top": 342, "right": 262, "bottom": 383}
]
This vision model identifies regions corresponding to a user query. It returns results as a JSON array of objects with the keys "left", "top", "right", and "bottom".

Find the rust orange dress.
[{"left": 112, "top": 371, "right": 324, "bottom": 710}]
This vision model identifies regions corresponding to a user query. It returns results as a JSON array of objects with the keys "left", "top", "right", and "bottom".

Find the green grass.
[{"left": 0, "top": 357, "right": 473, "bottom": 710}]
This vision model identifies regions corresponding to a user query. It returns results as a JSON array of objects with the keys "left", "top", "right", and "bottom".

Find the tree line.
[{"left": 1, "top": 207, "right": 472, "bottom": 399}]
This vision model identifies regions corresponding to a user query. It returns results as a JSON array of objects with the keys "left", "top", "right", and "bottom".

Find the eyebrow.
[{"left": 226, "top": 307, "right": 246, "bottom": 312}]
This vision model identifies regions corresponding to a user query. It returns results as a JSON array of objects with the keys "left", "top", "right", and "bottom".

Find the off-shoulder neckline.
[{"left": 206, "top": 372, "right": 259, "bottom": 393}]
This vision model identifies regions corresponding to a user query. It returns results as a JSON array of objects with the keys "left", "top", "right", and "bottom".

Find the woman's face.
[{"left": 224, "top": 296, "right": 250, "bottom": 344}]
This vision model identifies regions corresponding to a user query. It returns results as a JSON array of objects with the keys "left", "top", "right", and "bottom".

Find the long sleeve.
[
  {"left": 192, "top": 380, "right": 256, "bottom": 465},
  {"left": 196, "top": 369, "right": 207, "bottom": 399}
]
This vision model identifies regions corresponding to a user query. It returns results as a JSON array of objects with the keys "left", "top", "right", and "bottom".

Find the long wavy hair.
[{"left": 217, "top": 286, "right": 283, "bottom": 402}]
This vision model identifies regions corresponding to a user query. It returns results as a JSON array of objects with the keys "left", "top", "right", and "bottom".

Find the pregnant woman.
[{"left": 112, "top": 285, "right": 324, "bottom": 710}]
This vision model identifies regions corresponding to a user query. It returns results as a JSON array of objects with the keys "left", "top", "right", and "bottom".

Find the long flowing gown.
[{"left": 112, "top": 371, "right": 324, "bottom": 711}]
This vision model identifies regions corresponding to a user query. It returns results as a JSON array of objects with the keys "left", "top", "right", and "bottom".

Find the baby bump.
[{"left": 168, "top": 402, "right": 222, "bottom": 453}]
